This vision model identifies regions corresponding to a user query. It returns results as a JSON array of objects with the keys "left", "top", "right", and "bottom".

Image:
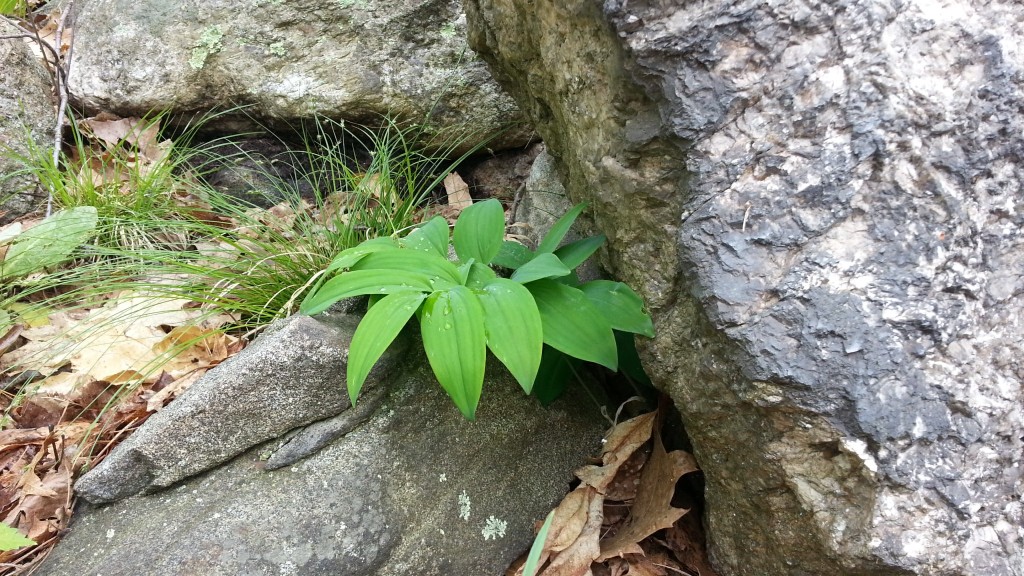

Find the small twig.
[
  {"left": 741, "top": 200, "right": 752, "bottom": 232},
  {"left": 507, "top": 180, "right": 527, "bottom": 225},
  {"left": 47, "top": 1, "right": 75, "bottom": 217}
]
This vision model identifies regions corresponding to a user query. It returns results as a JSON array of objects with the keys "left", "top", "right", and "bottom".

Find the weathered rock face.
[
  {"left": 73, "top": 313, "right": 405, "bottom": 504},
  {"left": 68, "top": 0, "right": 531, "bottom": 149},
  {"left": 40, "top": 312, "right": 606, "bottom": 575},
  {"left": 466, "top": 1, "right": 1024, "bottom": 574},
  {"left": 0, "top": 37, "right": 54, "bottom": 223}
]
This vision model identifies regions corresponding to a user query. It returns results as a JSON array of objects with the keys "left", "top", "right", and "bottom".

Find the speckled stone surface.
[
  {"left": 0, "top": 38, "right": 53, "bottom": 223},
  {"left": 39, "top": 316, "right": 605, "bottom": 575}
]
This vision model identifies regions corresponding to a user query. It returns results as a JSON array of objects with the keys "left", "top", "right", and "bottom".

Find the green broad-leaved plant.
[
  {"left": 0, "top": 207, "right": 98, "bottom": 280},
  {"left": 300, "top": 199, "right": 653, "bottom": 420}
]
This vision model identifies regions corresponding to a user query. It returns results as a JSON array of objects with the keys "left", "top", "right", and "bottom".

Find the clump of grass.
[
  {"left": 2, "top": 110, "right": 497, "bottom": 370},
  {"left": 3, "top": 111, "right": 246, "bottom": 251}
]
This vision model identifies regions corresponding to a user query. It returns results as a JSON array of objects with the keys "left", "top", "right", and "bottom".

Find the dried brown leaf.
[
  {"left": 444, "top": 172, "right": 473, "bottom": 210},
  {"left": 576, "top": 412, "right": 655, "bottom": 493},
  {"left": 597, "top": 425, "right": 699, "bottom": 562},
  {"left": 146, "top": 369, "right": 205, "bottom": 412},
  {"left": 604, "top": 446, "right": 650, "bottom": 502},
  {"left": 540, "top": 486, "right": 604, "bottom": 576},
  {"left": 546, "top": 487, "right": 596, "bottom": 554}
]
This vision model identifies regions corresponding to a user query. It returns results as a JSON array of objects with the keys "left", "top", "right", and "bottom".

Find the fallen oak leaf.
[
  {"left": 603, "top": 445, "right": 650, "bottom": 502},
  {"left": 3, "top": 439, "right": 73, "bottom": 543},
  {"left": 0, "top": 428, "right": 50, "bottom": 452},
  {"left": 546, "top": 487, "right": 594, "bottom": 555},
  {"left": 18, "top": 470, "right": 57, "bottom": 499},
  {"left": 596, "top": 421, "right": 699, "bottom": 562}
]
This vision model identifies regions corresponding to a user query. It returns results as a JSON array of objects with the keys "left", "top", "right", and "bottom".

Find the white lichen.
[
  {"left": 457, "top": 490, "right": 471, "bottom": 521},
  {"left": 440, "top": 22, "right": 457, "bottom": 40},
  {"left": 481, "top": 516, "right": 507, "bottom": 540}
]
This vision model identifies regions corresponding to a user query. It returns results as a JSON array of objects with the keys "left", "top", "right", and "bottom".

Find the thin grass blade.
[{"left": 522, "top": 510, "right": 555, "bottom": 576}]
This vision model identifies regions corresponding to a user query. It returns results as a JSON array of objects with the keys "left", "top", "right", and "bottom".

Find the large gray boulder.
[
  {"left": 39, "top": 312, "right": 606, "bottom": 575},
  {"left": 68, "top": 0, "right": 531, "bottom": 149},
  {"left": 466, "top": 1, "right": 1024, "bottom": 574},
  {"left": 0, "top": 35, "right": 54, "bottom": 223}
]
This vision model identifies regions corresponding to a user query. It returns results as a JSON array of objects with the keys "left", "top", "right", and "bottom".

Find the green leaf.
[
  {"left": 0, "top": 0, "right": 24, "bottom": 17},
  {"left": 351, "top": 249, "right": 462, "bottom": 285},
  {"left": 522, "top": 510, "right": 555, "bottom": 576},
  {"left": 527, "top": 280, "right": 618, "bottom": 370},
  {"left": 347, "top": 291, "right": 426, "bottom": 405},
  {"left": 536, "top": 202, "right": 586, "bottom": 254},
  {"left": 401, "top": 216, "right": 450, "bottom": 258},
  {"left": 300, "top": 269, "right": 434, "bottom": 315},
  {"left": 533, "top": 346, "right": 578, "bottom": 406},
  {"left": 491, "top": 240, "right": 534, "bottom": 270},
  {"left": 465, "top": 261, "right": 497, "bottom": 289},
  {"left": 510, "top": 253, "right": 571, "bottom": 284},
  {"left": 554, "top": 234, "right": 605, "bottom": 270},
  {"left": 453, "top": 199, "right": 505, "bottom": 265},
  {"left": 457, "top": 258, "right": 475, "bottom": 286},
  {"left": 323, "top": 237, "right": 400, "bottom": 275},
  {"left": 0, "top": 523, "right": 34, "bottom": 552},
  {"left": 578, "top": 280, "right": 654, "bottom": 337},
  {"left": 477, "top": 278, "right": 543, "bottom": 393},
  {"left": 0, "top": 207, "right": 98, "bottom": 279},
  {"left": 421, "top": 286, "right": 487, "bottom": 419}
]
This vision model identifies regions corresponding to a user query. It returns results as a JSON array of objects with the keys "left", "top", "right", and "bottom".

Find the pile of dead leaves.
[
  {"left": 509, "top": 401, "right": 719, "bottom": 576},
  {"left": 0, "top": 293, "right": 243, "bottom": 574}
]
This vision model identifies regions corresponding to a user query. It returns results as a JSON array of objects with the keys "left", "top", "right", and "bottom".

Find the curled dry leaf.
[
  {"left": 575, "top": 412, "right": 655, "bottom": 493},
  {"left": 444, "top": 172, "right": 473, "bottom": 210},
  {"left": 541, "top": 486, "right": 604, "bottom": 576}
]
